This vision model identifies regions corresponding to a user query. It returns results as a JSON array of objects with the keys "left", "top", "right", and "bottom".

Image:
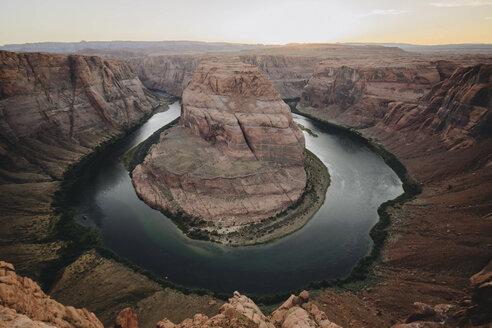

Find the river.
[{"left": 75, "top": 101, "right": 403, "bottom": 295}]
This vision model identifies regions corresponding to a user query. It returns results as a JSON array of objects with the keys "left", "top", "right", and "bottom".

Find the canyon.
[{"left": 0, "top": 43, "right": 491, "bottom": 327}]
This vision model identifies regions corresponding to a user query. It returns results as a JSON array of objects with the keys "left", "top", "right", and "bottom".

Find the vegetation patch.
[
  {"left": 297, "top": 123, "right": 318, "bottom": 137},
  {"left": 124, "top": 117, "right": 180, "bottom": 172}
]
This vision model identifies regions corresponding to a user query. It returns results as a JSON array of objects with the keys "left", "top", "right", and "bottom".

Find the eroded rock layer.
[
  {"left": 0, "top": 261, "right": 103, "bottom": 328},
  {"left": 133, "top": 58, "right": 306, "bottom": 224},
  {"left": 0, "top": 50, "right": 159, "bottom": 180},
  {"left": 300, "top": 59, "right": 491, "bottom": 149},
  {"left": 156, "top": 291, "right": 341, "bottom": 328},
  {"left": 0, "top": 50, "right": 158, "bottom": 284}
]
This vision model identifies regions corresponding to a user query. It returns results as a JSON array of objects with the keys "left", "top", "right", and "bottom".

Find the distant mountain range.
[
  {"left": 342, "top": 42, "right": 492, "bottom": 54},
  {"left": 1, "top": 40, "right": 492, "bottom": 56},
  {"left": 0, "top": 40, "right": 265, "bottom": 55}
]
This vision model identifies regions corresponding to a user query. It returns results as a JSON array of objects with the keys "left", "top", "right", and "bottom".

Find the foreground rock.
[
  {"left": 132, "top": 58, "right": 306, "bottom": 226},
  {"left": 156, "top": 291, "right": 341, "bottom": 328},
  {"left": 0, "top": 261, "right": 342, "bottom": 328},
  {"left": 114, "top": 308, "right": 138, "bottom": 328},
  {"left": 0, "top": 261, "right": 103, "bottom": 328},
  {"left": 456, "top": 260, "right": 492, "bottom": 326}
]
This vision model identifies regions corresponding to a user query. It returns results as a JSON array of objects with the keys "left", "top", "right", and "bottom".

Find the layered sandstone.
[
  {"left": 129, "top": 54, "right": 318, "bottom": 99},
  {"left": 300, "top": 59, "right": 491, "bottom": 146},
  {"left": 128, "top": 55, "right": 199, "bottom": 97},
  {"left": 0, "top": 50, "right": 158, "bottom": 285},
  {"left": 156, "top": 291, "right": 341, "bottom": 328},
  {"left": 132, "top": 58, "right": 306, "bottom": 225},
  {"left": 0, "top": 261, "right": 103, "bottom": 328},
  {"left": 295, "top": 59, "right": 492, "bottom": 326},
  {"left": 380, "top": 63, "right": 492, "bottom": 150},
  {"left": 300, "top": 59, "right": 441, "bottom": 126},
  {"left": 0, "top": 50, "right": 159, "bottom": 180}
]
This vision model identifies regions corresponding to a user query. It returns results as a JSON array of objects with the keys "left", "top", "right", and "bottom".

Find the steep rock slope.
[
  {"left": 132, "top": 58, "right": 306, "bottom": 225},
  {"left": 129, "top": 54, "right": 318, "bottom": 98},
  {"left": 128, "top": 55, "right": 199, "bottom": 97},
  {"left": 0, "top": 50, "right": 158, "bottom": 179},
  {"left": 0, "top": 261, "right": 103, "bottom": 328},
  {"left": 156, "top": 291, "right": 341, "bottom": 328},
  {"left": 299, "top": 58, "right": 492, "bottom": 141},
  {"left": 383, "top": 63, "right": 492, "bottom": 148},
  {"left": 300, "top": 59, "right": 441, "bottom": 126}
]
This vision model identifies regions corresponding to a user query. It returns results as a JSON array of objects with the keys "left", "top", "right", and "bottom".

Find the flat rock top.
[
  {"left": 151, "top": 126, "right": 281, "bottom": 179},
  {"left": 185, "top": 58, "right": 280, "bottom": 100}
]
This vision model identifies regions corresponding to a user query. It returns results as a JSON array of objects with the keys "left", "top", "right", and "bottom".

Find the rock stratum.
[
  {"left": 132, "top": 58, "right": 306, "bottom": 225},
  {"left": 0, "top": 261, "right": 103, "bottom": 328},
  {"left": 299, "top": 59, "right": 491, "bottom": 148},
  {"left": 0, "top": 50, "right": 164, "bottom": 314},
  {"left": 0, "top": 50, "right": 159, "bottom": 180}
]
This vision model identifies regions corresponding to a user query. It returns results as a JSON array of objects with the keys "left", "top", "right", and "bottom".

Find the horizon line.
[{"left": 2, "top": 39, "right": 492, "bottom": 48}]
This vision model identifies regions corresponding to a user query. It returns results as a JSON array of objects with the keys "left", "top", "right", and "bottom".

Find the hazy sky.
[{"left": 1, "top": 0, "right": 492, "bottom": 45}]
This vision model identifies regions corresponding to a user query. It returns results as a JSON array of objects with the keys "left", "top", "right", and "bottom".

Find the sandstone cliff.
[
  {"left": 379, "top": 63, "right": 492, "bottom": 150},
  {"left": 128, "top": 55, "right": 199, "bottom": 97},
  {"left": 132, "top": 58, "right": 306, "bottom": 226},
  {"left": 300, "top": 59, "right": 441, "bottom": 126},
  {"left": 129, "top": 54, "right": 318, "bottom": 99},
  {"left": 0, "top": 50, "right": 159, "bottom": 180},
  {"left": 300, "top": 58, "right": 491, "bottom": 146},
  {"left": 0, "top": 261, "right": 103, "bottom": 328},
  {"left": 0, "top": 50, "right": 159, "bottom": 289}
]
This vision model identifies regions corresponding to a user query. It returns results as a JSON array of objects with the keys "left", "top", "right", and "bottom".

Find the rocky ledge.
[
  {"left": 156, "top": 290, "right": 342, "bottom": 328},
  {"left": 0, "top": 261, "right": 103, "bottom": 328},
  {"left": 132, "top": 58, "right": 307, "bottom": 229}
]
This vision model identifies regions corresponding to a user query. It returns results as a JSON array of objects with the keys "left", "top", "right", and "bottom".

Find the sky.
[{"left": 1, "top": 0, "right": 491, "bottom": 45}]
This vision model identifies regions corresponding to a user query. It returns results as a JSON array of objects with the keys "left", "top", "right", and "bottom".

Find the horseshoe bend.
[{"left": 0, "top": 10, "right": 492, "bottom": 328}]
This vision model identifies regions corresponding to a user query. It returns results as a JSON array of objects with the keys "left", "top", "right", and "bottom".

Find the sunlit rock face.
[
  {"left": 132, "top": 58, "right": 306, "bottom": 225},
  {"left": 0, "top": 261, "right": 103, "bottom": 328}
]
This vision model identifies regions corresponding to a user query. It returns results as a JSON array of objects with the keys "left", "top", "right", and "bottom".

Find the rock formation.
[
  {"left": 113, "top": 308, "right": 138, "bottom": 328},
  {"left": 156, "top": 291, "right": 341, "bottom": 328},
  {"left": 300, "top": 59, "right": 441, "bottom": 126},
  {"left": 300, "top": 59, "right": 491, "bottom": 149},
  {"left": 0, "top": 50, "right": 158, "bottom": 289},
  {"left": 132, "top": 58, "right": 306, "bottom": 225},
  {"left": 129, "top": 54, "right": 318, "bottom": 99},
  {"left": 0, "top": 50, "right": 159, "bottom": 179},
  {"left": 128, "top": 55, "right": 199, "bottom": 97},
  {"left": 0, "top": 261, "right": 343, "bottom": 328},
  {"left": 0, "top": 261, "right": 103, "bottom": 328},
  {"left": 457, "top": 260, "right": 492, "bottom": 326}
]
